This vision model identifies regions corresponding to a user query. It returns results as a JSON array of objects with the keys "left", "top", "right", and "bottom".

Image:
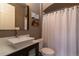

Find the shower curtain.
[{"left": 42, "top": 6, "right": 78, "bottom": 56}]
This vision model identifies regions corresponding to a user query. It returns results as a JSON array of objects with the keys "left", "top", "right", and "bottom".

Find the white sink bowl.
[{"left": 8, "top": 36, "right": 34, "bottom": 48}]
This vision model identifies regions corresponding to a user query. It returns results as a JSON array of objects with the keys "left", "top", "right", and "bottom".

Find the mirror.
[
  {"left": 0, "top": 3, "right": 29, "bottom": 30},
  {"left": 0, "top": 3, "right": 17, "bottom": 30}
]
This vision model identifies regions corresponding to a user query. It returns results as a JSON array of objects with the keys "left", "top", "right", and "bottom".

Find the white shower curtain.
[{"left": 42, "top": 6, "right": 77, "bottom": 56}]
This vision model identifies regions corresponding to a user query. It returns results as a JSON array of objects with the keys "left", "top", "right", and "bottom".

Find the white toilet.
[{"left": 39, "top": 39, "right": 55, "bottom": 56}]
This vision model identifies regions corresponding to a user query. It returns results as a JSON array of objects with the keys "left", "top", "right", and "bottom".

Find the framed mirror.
[
  {"left": 0, "top": 3, "right": 29, "bottom": 30},
  {"left": 0, "top": 3, "right": 16, "bottom": 30}
]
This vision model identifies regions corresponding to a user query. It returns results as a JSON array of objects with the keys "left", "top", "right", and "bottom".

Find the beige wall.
[{"left": 26, "top": 3, "right": 41, "bottom": 39}]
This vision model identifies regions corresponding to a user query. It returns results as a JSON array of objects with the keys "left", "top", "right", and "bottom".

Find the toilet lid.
[{"left": 40, "top": 48, "right": 55, "bottom": 55}]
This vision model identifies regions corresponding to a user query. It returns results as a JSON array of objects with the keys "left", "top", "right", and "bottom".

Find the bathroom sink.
[{"left": 8, "top": 36, "right": 34, "bottom": 48}]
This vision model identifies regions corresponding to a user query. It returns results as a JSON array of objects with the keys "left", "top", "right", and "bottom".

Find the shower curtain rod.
[{"left": 43, "top": 5, "right": 79, "bottom": 15}]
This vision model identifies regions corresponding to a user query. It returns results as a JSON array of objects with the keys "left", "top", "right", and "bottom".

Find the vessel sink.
[{"left": 8, "top": 36, "right": 34, "bottom": 48}]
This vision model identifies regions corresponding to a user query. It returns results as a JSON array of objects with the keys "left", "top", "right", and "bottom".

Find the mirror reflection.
[{"left": 0, "top": 3, "right": 29, "bottom": 30}]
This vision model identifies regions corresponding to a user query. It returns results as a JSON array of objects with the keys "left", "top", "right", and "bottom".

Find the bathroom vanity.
[
  {"left": 8, "top": 42, "right": 39, "bottom": 56},
  {"left": 0, "top": 37, "right": 42, "bottom": 56}
]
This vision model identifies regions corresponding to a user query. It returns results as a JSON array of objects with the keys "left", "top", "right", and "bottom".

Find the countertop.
[{"left": 0, "top": 37, "right": 42, "bottom": 56}]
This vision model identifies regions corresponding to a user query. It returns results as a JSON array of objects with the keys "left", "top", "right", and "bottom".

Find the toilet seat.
[{"left": 40, "top": 48, "right": 55, "bottom": 56}]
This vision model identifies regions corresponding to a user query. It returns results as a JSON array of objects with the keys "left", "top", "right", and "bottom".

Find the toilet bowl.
[
  {"left": 39, "top": 38, "right": 55, "bottom": 56},
  {"left": 40, "top": 48, "right": 55, "bottom": 56}
]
